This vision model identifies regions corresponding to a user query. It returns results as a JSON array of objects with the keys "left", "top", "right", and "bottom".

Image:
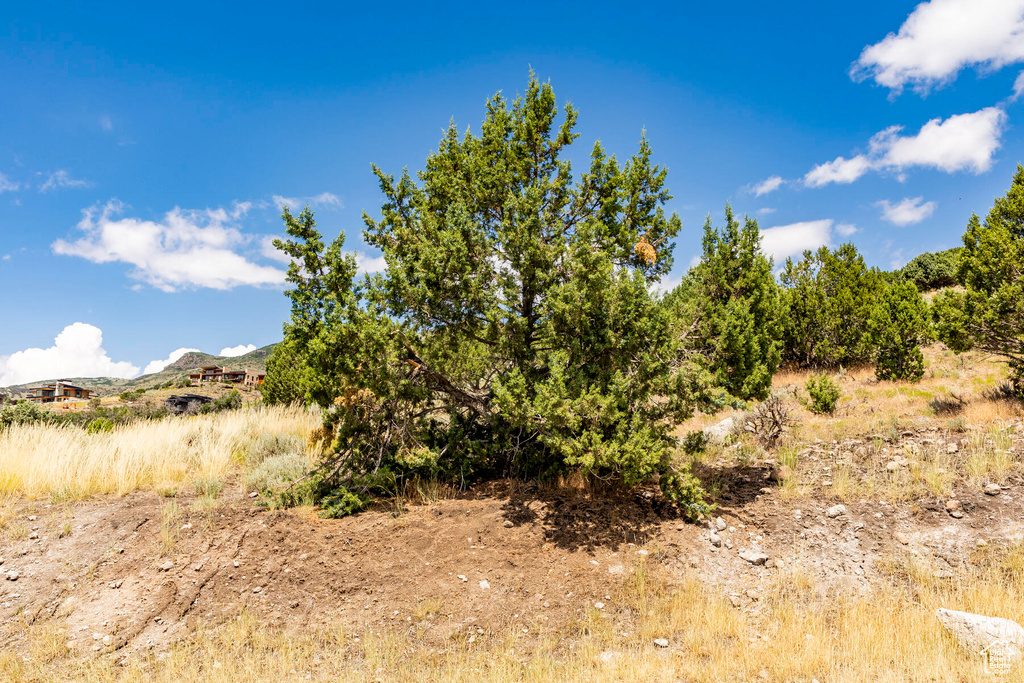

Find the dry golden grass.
[
  {"left": 5, "top": 547, "right": 1024, "bottom": 682},
  {"left": 0, "top": 405, "right": 320, "bottom": 500}
]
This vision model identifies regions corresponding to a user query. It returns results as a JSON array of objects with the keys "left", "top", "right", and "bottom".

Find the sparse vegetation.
[{"left": 805, "top": 373, "right": 841, "bottom": 415}]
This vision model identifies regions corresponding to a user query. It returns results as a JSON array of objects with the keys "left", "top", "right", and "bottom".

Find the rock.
[
  {"left": 457, "top": 575, "right": 468, "bottom": 582},
  {"left": 946, "top": 442, "right": 959, "bottom": 454},
  {"left": 479, "top": 580, "right": 490, "bottom": 590},
  {"left": 709, "top": 533, "right": 722, "bottom": 548},
  {"left": 729, "top": 595, "right": 742, "bottom": 608},
  {"left": 158, "top": 561, "right": 173, "bottom": 571},
  {"left": 936, "top": 608, "right": 1024, "bottom": 663},
  {"left": 715, "top": 517, "right": 727, "bottom": 531},
  {"left": 745, "top": 590, "right": 761, "bottom": 601},
  {"left": 886, "top": 461, "right": 901, "bottom": 472},
  {"left": 739, "top": 550, "right": 769, "bottom": 566},
  {"left": 826, "top": 504, "right": 846, "bottom": 518},
  {"left": 985, "top": 483, "right": 1002, "bottom": 496},
  {"left": 945, "top": 499, "right": 961, "bottom": 513},
  {"left": 102, "top": 635, "right": 112, "bottom": 646},
  {"left": 894, "top": 532, "right": 909, "bottom": 545},
  {"left": 5, "top": 571, "right": 18, "bottom": 581},
  {"left": 653, "top": 638, "right": 669, "bottom": 648},
  {"left": 703, "top": 417, "right": 735, "bottom": 444},
  {"left": 503, "top": 519, "right": 514, "bottom": 528},
  {"left": 248, "top": 491, "right": 258, "bottom": 498},
  {"left": 253, "top": 586, "right": 262, "bottom": 594},
  {"left": 28, "top": 531, "right": 38, "bottom": 540},
  {"left": 595, "top": 602, "right": 605, "bottom": 610}
]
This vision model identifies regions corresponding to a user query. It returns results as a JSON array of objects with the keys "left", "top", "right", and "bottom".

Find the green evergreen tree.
[
  {"left": 780, "top": 244, "right": 883, "bottom": 368},
  {"left": 273, "top": 75, "right": 710, "bottom": 515},
  {"left": 867, "top": 280, "right": 931, "bottom": 381},
  {"left": 933, "top": 165, "right": 1024, "bottom": 396},
  {"left": 667, "top": 206, "right": 784, "bottom": 401}
]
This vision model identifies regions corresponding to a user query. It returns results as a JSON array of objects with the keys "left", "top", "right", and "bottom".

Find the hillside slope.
[{"left": 1, "top": 343, "right": 277, "bottom": 398}]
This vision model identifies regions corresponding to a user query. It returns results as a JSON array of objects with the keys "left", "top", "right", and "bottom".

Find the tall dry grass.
[{"left": 0, "top": 405, "right": 320, "bottom": 500}]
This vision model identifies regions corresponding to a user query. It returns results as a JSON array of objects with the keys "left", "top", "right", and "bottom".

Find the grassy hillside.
[{"left": 1, "top": 343, "right": 277, "bottom": 398}]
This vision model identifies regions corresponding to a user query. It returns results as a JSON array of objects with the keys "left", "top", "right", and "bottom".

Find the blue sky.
[{"left": 2, "top": 0, "right": 1024, "bottom": 385}]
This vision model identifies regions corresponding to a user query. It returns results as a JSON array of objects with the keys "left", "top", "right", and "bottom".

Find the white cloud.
[
  {"left": 99, "top": 115, "right": 113, "bottom": 132},
  {"left": 851, "top": 0, "right": 1024, "bottom": 95},
  {"left": 759, "top": 220, "right": 834, "bottom": 263},
  {"left": 355, "top": 252, "right": 386, "bottom": 274},
  {"left": 142, "top": 347, "right": 200, "bottom": 375},
  {"left": 271, "top": 192, "right": 342, "bottom": 212},
  {"left": 757, "top": 207, "right": 777, "bottom": 215},
  {"left": 1, "top": 254, "right": 9, "bottom": 261},
  {"left": 0, "top": 323, "right": 139, "bottom": 387},
  {"left": 53, "top": 200, "right": 287, "bottom": 292},
  {"left": 220, "top": 344, "right": 257, "bottom": 357},
  {"left": 650, "top": 274, "right": 683, "bottom": 296},
  {"left": 750, "top": 175, "right": 784, "bottom": 196},
  {"left": 804, "top": 107, "right": 1006, "bottom": 187},
  {"left": 835, "top": 223, "right": 859, "bottom": 237},
  {"left": 0, "top": 172, "right": 19, "bottom": 193},
  {"left": 39, "top": 170, "right": 91, "bottom": 192},
  {"left": 876, "top": 197, "right": 937, "bottom": 226},
  {"left": 1013, "top": 71, "right": 1024, "bottom": 100}
]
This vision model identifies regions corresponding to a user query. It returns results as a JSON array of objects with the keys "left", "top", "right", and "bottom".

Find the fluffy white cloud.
[
  {"left": 0, "top": 173, "right": 19, "bottom": 193},
  {"left": 220, "top": 344, "right": 257, "bottom": 357},
  {"left": 271, "top": 192, "right": 342, "bottom": 212},
  {"left": 759, "top": 220, "right": 834, "bottom": 263},
  {"left": 40, "top": 170, "right": 91, "bottom": 192},
  {"left": 876, "top": 197, "right": 937, "bottom": 226},
  {"left": 0, "top": 323, "right": 139, "bottom": 387},
  {"left": 355, "top": 252, "right": 386, "bottom": 274},
  {"left": 757, "top": 207, "right": 777, "bottom": 215},
  {"left": 53, "top": 200, "right": 287, "bottom": 292},
  {"left": 804, "top": 107, "right": 1006, "bottom": 187},
  {"left": 751, "top": 175, "right": 784, "bottom": 196},
  {"left": 143, "top": 347, "right": 200, "bottom": 375},
  {"left": 835, "top": 223, "right": 859, "bottom": 237},
  {"left": 851, "top": 0, "right": 1024, "bottom": 95}
]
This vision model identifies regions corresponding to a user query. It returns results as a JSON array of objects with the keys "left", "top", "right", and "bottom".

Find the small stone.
[
  {"left": 595, "top": 602, "right": 605, "bottom": 610},
  {"left": 653, "top": 638, "right": 669, "bottom": 648},
  {"left": 894, "top": 532, "right": 909, "bottom": 545},
  {"left": 945, "top": 499, "right": 961, "bottom": 513},
  {"left": 479, "top": 580, "right": 490, "bottom": 590},
  {"left": 233, "top": 561, "right": 240, "bottom": 568},
  {"left": 253, "top": 586, "right": 262, "bottom": 594},
  {"left": 503, "top": 519, "right": 514, "bottom": 528},
  {"left": 248, "top": 491, "right": 258, "bottom": 498},
  {"left": 715, "top": 517, "right": 727, "bottom": 531},
  {"left": 886, "top": 461, "right": 901, "bottom": 472},
  {"left": 826, "top": 504, "right": 846, "bottom": 518},
  {"left": 158, "top": 561, "right": 173, "bottom": 571},
  {"left": 5, "top": 571, "right": 18, "bottom": 581},
  {"left": 951, "top": 510, "right": 964, "bottom": 519},
  {"left": 636, "top": 549, "right": 649, "bottom": 556},
  {"left": 102, "top": 635, "right": 112, "bottom": 646},
  {"left": 709, "top": 533, "right": 723, "bottom": 548},
  {"left": 739, "top": 550, "right": 769, "bottom": 566},
  {"left": 946, "top": 442, "right": 959, "bottom": 454},
  {"left": 28, "top": 531, "right": 38, "bottom": 540},
  {"left": 745, "top": 590, "right": 761, "bottom": 601},
  {"left": 729, "top": 595, "right": 742, "bottom": 608},
  {"left": 985, "top": 483, "right": 1002, "bottom": 496},
  {"left": 457, "top": 575, "right": 468, "bottom": 582}
]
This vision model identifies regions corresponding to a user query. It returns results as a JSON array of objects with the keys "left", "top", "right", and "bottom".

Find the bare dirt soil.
[{"left": 2, "top": 417, "right": 1023, "bottom": 662}]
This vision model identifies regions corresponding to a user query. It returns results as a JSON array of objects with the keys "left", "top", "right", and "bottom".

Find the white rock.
[
  {"left": 739, "top": 550, "right": 769, "bottom": 566},
  {"left": 479, "top": 580, "right": 490, "bottom": 590},
  {"left": 709, "top": 533, "right": 722, "bottom": 548},
  {"left": 715, "top": 517, "right": 727, "bottom": 531},
  {"left": 946, "top": 442, "right": 959, "bottom": 454},
  {"left": 5, "top": 571, "right": 18, "bottom": 581},
  {"left": 936, "top": 608, "right": 1024, "bottom": 662},
  {"left": 985, "top": 483, "right": 1002, "bottom": 496},
  {"left": 158, "top": 561, "right": 173, "bottom": 571},
  {"left": 826, "top": 504, "right": 846, "bottom": 518},
  {"left": 653, "top": 638, "right": 669, "bottom": 648},
  {"left": 457, "top": 575, "right": 468, "bottom": 582},
  {"left": 703, "top": 417, "right": 735, "bottom": 444}
]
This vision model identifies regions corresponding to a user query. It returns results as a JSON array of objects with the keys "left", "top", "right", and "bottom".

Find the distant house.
[
  {"left": 188, "top": 366, "right": 246, "bottom": 384},
  {"left": 243, "top": 370, "right": 266, "bottom": 388},
  {"left": 187, "top": 365, "right": 265, "bottom": 387},
  {"left": 24, "top": 381, "right": 93, "bottom": 404}
]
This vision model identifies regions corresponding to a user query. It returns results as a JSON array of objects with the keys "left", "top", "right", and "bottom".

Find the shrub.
[
  {"left": 805, "top": 374, "right": 840, "bottom": 415},
  {"left": 743, "top": 395, "right": 797, "bottom": 448},
  {"left": 867, "top": 280, "right": 930, "bottom": 381},
  {"left": 193, "top": 476, "right": 223, "bottom": 498},
  {"left": 0, "top": 402, "right": 56, "bottom": 430},
  {"left": 680, "top": 430, "right": 709, "bottom": 456},
  {"left": 85, "top": 417, "right": 114, "bottom": 434},
  {"left": 898, "top": 247, "right": 961, "bottom": 291},
  {"left": 244, "top": 452, "right": 308, "bottom": 493},
  {"left": 780, "top": 244, "right": 884, "bottom": 368}
]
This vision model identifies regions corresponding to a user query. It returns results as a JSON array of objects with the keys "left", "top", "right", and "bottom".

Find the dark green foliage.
[
  {"left": 805, "top": 373, "right": 840, "bottom": 414},
  {"left": 680, "top": 430, "right": 708, "bottom": 456},
  {"left": 867, "top": 280, "right": 930, "bottom": 381},
  {"left": 0, "top": 401, "right": 57, "bottom": 430},
  {"left": 781, "top": 244, "right": 884, "bottom": 368},
  {"left": 898, "top": 248, "right": 962, "bottom": 291},
  {"left": 933, "top": 165, "right": 1024, "bottom": 397},
  {"left": 272, "top": 75, "right": 711, "bottom": 517},
  {"left": 262, "top": 339, "right": 318, "bottom": 406},
  {"left": 85, "top": 417, "right": 114, "bottom": 434},
  {"left": 666, "top": 205, "right": 784, "bottom": 401},
  {"left": 200, "top": 390, "right": 242, "bottom": 413}
]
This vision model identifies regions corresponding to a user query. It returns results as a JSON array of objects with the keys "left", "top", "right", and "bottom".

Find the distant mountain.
[{"left": 1, "top": 343, "right": 278, "bottom": 398}]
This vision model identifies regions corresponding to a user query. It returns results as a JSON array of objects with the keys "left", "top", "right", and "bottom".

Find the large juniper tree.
[
  {"left": 933, "top": 165, "right": 1024, "bottom": 396},
  {"left": 271, "top": 76, "right": 710, "bottom": 515}
]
